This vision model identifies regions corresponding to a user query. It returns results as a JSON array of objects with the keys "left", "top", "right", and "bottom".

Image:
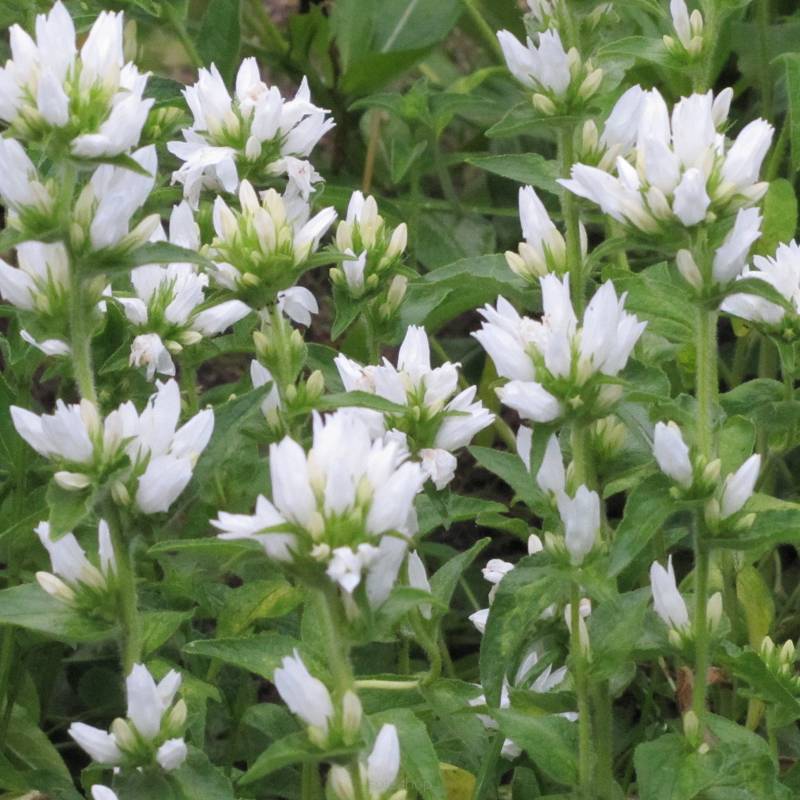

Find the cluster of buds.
[
  {"left": 330, "top": 192, "right": 408, "bottom": 301},
  {"left": 650, "top": 556, "right": 722, "bottom": 646},
  {"left": 334, "top": 325, "right": 494, "bottom": 489},
  {"left": 274, "top": 650, "right": 362, "bottom": 748},
  {"left": 0, "top": 3, "right": 152, "bottom": 158},
  {"left": 652, "top": 421, "right": 760, "bottom": 531},
  {"left": 69, "top": 664, "right": 187, "bottom": 772},
  {"left": 250, "top": 358, "right": 325, "bottom": 434},
  {"left": 473, "top": 276, "right": 645, "bottom": 424},
  {"left": 759, "top": 636, "right": 800, "bottom": 691},
  {"left": 663, "top": 0, "right": 705, "bottom": 60},
  {"left": 212, "top": 410, "right": 424, "bottom": 607},
  {"left": 504, "top": 186, "right": 574, "bottom": 281},
  {"left": 327, "top": 724, "right": 405, "bottom": 800},
  {"left": 34, "top": 520, "right": 116, "bottom": 614},
  {"left": 562, "top": 87, "right": 773, "bottom": 247},
  {"left": 207, "top": 180, "right": 335, "bottom": 310},
  {"left": 11, "top": 379, "right": 214, "bottom": 515},
  {"left": 496, "top": 27, "right": 603, "bottom": 115},
  {"left": 168, "top": 59, "right": 334, "bottom": 206}
]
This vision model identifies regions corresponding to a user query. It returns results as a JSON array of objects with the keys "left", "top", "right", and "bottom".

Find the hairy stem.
[
  {"left": 571, "top": 582, "right": 592, "bottom": 798},
  {"left": 692, "top": 531, "right": 711, "bottom": 720},
  {"left": 592, "top": 682, "right": 615, "bottom": 799},
  {"left": 472, "top": 731, "right": 504, "bottom": 800},
  {"left": 317, "top": 585, "right": 354, "bottom": 695},
  {"left": 558, "top": 126, "right": 585, "bottom": 314},
  {"left": 107, "top": 506, "right": 142, "bottom": 674},
  {"left": 68, "top": 272, "right": 97, "bottom": 405}
]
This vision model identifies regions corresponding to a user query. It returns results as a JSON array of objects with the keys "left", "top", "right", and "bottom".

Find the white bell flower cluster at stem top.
[
  {"left": 334, "top": 325, "right": 494, "bottom": 489},
  {"left": 69, "top": 663, "right": 187, "bottom": 772},
  {"left": 168, "top": 58, "right": 334, "bottom": 207},
  {"left": 331, "top": 190, "right": 408, "bottom": 298},
  {"left": 114, "top": 201, "right": 252, "bottom": 380},
  {"left": 474, "top": 275, "right": 646, "bottom": 423},
  {"left": 212, "top": 409, "right": 425, "bottom": 605},
  {"left": 11, "top": 379, "right": 213, "bottom": 515},
  {"left": 273, "top": 649, "right": 362, "bottom": 748},
  {"left": 652, "top": 420, "right": 761, "bottom": 524},
  {"left": 496, "top": 25, "right": 604, "bottom": 115},
  {"left": 561, "top": 85, "right": 773, "bottom": 255},
  {"left": 208, "top": 179, "right": 336, "bottom": 309},
  {"left": 0, "top": 2, "right": 152, "bottom": 158},
  {"left": 721, "top": 239, "right": 800, "bottom": 328},
  {"left": 34, "top": 519, "right": 116, "bottom": 609}
]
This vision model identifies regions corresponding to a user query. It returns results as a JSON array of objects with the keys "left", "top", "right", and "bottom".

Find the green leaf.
[
  {"left": 145, "top": 75, "right": 188, "bottom": 108},
  {"left": 315, "top": 391, "right": 409, "bottom": 415},
  {"left": 371, "top": 707, "right": 446, "bottom": 800},
  {"left": 464, "top": 154, "right": 560, "bottom": 194},
  {"left": 414, "top": 212, "right": 497, "bottom": 271},
  {"left": 330, "top": 0, "right": 375, "bottom": 72},
  {"left": 148, "top": 537, "right": 262, "bottom": 558},
  {"left": 468, "top": 445, "right": 544, "bottom": 511},
  {"left": 754, "top": 178, "right": 798, "bottom": 255},
  {"left": 0, "top": 583, "right": 114, "bottom": 643},
  {"left": 46, "top": 481, "right": 96, "bottom": 537},
  {"left": 784, "top": 53, "right": 800, "bottom": 174},
  {"left": 171, "top": 748, "right": 236, "bottom": 800},
  {"left": 719, "top": 415, "right": 756, "bottom": 476},
  {"left": 736, "top": 566, "right": 774, "bottom": 649},
  {"left": 485, "top": 104, "right": 577, "bottom": 139},
  {"left": 429, "top": 538, "right": 490, "bottom": 611},
  {"left": 340, "top": 48, "right": 432, "bottom": 95},
  {"left": 196, "top": 0, "right": 241, "bottom": 85},
  {"left": 587, "top": 589, "right": 651, "bottom": 681},
  {"left": 720, "top": 379, "right": 786, "bottom": 417},
  {"left": 216, "top": 580, "right": 303, "bottom": 637},
  {"left": 5, "top": 704, "right": 71, "bottom": 780},
  {"left": 371, "top": 0, "right": 462, "bottom": 52},
  {"left": 480, "top": 559, "right": 566, "bottom": 705},
  {"left": 183, "top": 633, "right": 301, "bottom": 680},
  {"left": 595, "top": 35, "right": 672, "bottom": 67},
  {"left": 141, "top": 610, "right": 194, "bottom": 656},
  {"left": 609, "top": 474, "right": 677, "bottom": 577},
  {"left": 494, "top": 710, "right": 577, "bottom": 786}
]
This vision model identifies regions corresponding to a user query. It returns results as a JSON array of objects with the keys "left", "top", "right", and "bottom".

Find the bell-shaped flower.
[
  {"left": 650, "top": 556, "right": 690, "bottom": 632},
  {"left": 474, "top": 276, "right": 645, "bottom": 423},
  {"left": 331, "top": 192, "right": 408, "bottom": 299},
  {"left": 0, "top": 138, "right": 56, "bottom": 226},
  {"left": 0, "top": 3, "right": 152, "bottom": 157},
  {"left": 212, "top": 410, "right": 424, "bottom": 602},
  {"left": 653, "top": 421, "right": 693, "bottom": 488},
  {"left": 72, "top": 145, "right": 161, "bottom": 254},
  {"left": 722, "top": 240, "right": 800, "bottom": 326},
  {"left": 334, "top": 325, "right": 493, "bottom": 488},
  {"left": 274, "top": 650, "right": 335, "bottom": 746},
  {"left": 712, "top": 208, "right": 763, "bottom": 285},
  {"left": 407, "top": 551, "right": 433, "bottom": 619},
  {"left": 277, "top": 285, "right": 319, "bottom": 326},
  {"left": 207, "top": 180, "right": 335, "bottom": 309},
  {"left": 497, "top": 28, "right": 601, "bottom": 113},
  {"left": 664, "top": 0, "right": 705, "bottom": 58},
  {"left": 505, "top": 186, "right": 568, "bottom": 281},
  {"left": 168, "top": 60, "right": 334, "bottom": 206},
  {"left": 536, "top": 434, "right": 567, "bottom": 496},
  {"left": 561, "top": 87, "right": 771, "bottom": 238},
  {"left": 34, "top": 519, "right": 116, "bottom": 608},
  {"left": 69, "top": 663, "right": 187, "bottom": 771},
  {"left": 327, "top": 724, "right": 403, "bottom": 800},
  {"left": 720, "top": 454, "right": 760, "bottom": 519},
  {"left": 557, "top": 486, "right": 601, "bottom": 565}
]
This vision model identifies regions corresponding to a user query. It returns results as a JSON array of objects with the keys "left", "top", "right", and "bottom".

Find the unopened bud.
[
  {"left": 578, "top": 68, "right": 603, "bottom": 99},
  {"left": 306, "top": 370, "right": 325, "bottom": 399},
  {"left": 532, "top": 94, "right": 557, "bottom": 116},
  {"left": 327, "top": 765, "right": 356, "bottom": 800},
  {"left": 111, "top": 481, "right": 131, "bottom": 506},
  {"left": 253, "top": 330, "right": 269, "bottom": 357},
  {"left": 683, "top": 710, "right": 700, "bottom": 740},
  {"left": 111, "top": 717, "right": 137, "bottom": 751},
  {"left": 706, "top": 592, "right": 723, "bottom": 631},
  {"left": 166, "top": 699, "right": 188, "bottom": 733},
  {"left": 704, "top": 497, "right": 720, "bottom": 524},
  {"left": 54, "top": 470, "right": 92, "bottom": 490},
  {"left": 702, "top": 458, "right": 721, "bottom": 485},
  {"left": 341, "top": 690, "right": 362, "bottom": 740},
  {"left": 581, "top": 120, "right": 599, "bottom": 153},
  {"left": 676, "top": 249, "right": 703, "bottom": 289},
  {"left": 36, "top": 571, "right": 76, "bottom": 604}
]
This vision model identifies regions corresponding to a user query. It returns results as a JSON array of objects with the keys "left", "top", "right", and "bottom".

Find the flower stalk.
[
  {"left": 558, "top": 125, "right": 585, "bottom": 314},
  {"left": 570, "top": 581, "right": 592, "bottom": 798}
]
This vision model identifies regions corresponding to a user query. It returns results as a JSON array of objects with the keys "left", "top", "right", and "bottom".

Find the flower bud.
[
  {"left": 706, "top": 592, "right": 723, "bottom": 631},
  {"left": 54, "top": 470, "right": 92, "bottom": 490},
  {"left": 110, "top": 718, "right": 137, "bottom": 752},
  {"left": 306, "top": 370, "right": 325, "bottom": 400},
  {"left": 165, "top": 699, "right": 188, "bottom": 734},
  {"left": 578, "top": 68, "right": 603, "bottom": 99},
  {"left": 36, "top": 571, "right": 76, "bottom": 604},
  {"left": 676, "top": 249, "right": 703, "bottom": 289},
  {"left": 581, "top": 120, "right": 599, "bottom": 153},
  {"left": 328, "top": 765, "right": 356, "bottom": 800},
  {"left": 533, "top": 94, "right": 557, "bottom": 116},
  {"left": 111, "top": 481, "right": 131, "bottom": 506},
  {"left": 341, "top": 690, "right": 362, "bottom": 741}
]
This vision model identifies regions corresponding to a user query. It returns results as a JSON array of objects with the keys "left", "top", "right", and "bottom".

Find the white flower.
[
  {"left": 407, "top": 550, "right": 432, "bottom": 619},
  {"left": 20, "top": 330, "right": 70, "bottom": 356},
  {"left": 126, "top": 664, "right": 182, "bottom": 740},
  {"left": 653, "top": 421, "right": 693, "bottom": 488},
  {"left": 561, "top": 87, "right": 771, "bottom": 235},
  {"left": 0, "top": 240, "right": 69, "bottom": 313},
  {"left": 168, "top": 62, "right": 334, "bottom": 206},
  {"left": 213, "top": 411, "right": 423, "bottom": 599},
  {"left": 12, "top": 399, "right": 97, "bottom": 464},
  {"left": 366, "top": 725, "right": 401, "bottom": 798},
  {"left": 720, "top": 454, "right": 760, "bottom": 518},
  {"left": 0, "top": 3, "right": 152, "bottom": 156},
  {"left": 156, "top": 738, "right": 188, "bottom": 771},
  {"left": 0, "top": 137, "right": 54, "bottom": 215},
  {"left": 557, "top": 486, "right": 600, "bottom": 565},
  {"left": 712, "top": 208, "right": 764, "bottom": 285},
  {"left": 666, "top": 0, "right": 704, "bottom": 56},
  {"left": 277, "top": 286, "right": 319, "bottom": 326},
  {"left": 536, "top": 434, "right": 566, "bottom": 495},
  {"left": 251, "top": 359, "right": 282, "bottom": 417},
  {"left": 274, "top": 649, "right": 335, "bottom": 743},
  {"left": 722, "top": 240, "right": 800, "bottom": 325},
  {"left": 334, "top": 325, "right": 492, "bottom": 486},
  {"left": 469, "top": 608, "right": 489, "bottom": 634},
  {"left": 516, "top": 425, "right": 533, "bottom": 471},
  {"left": 474, "top": 279, "right": 643, "bottom": 422},
  {"left": 506, "top": 185, "right": 566, "bottom": 280},
  {"left": 92, "top": 787, "right": 119, "bottom": 800},
  {"left": 496, "top": 29, "right": 572, "bottom": 96},
  {"left": 85, "top": 145, "right": 160, "bottom": 251},
  {"left": 130, "top": 333, "right": 175, "bottom": 380},
  {"left": 68, "top": 722, "right": 123, "bottom": 765},
  {"left": 34, "top": 519, "right": 115, "bottom": 603},
  {"left": 650, "top": 556, "right": 689, "bottom": 630}
]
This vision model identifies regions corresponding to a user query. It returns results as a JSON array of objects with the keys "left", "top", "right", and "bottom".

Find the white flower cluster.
[
  {"left": 335, "top": 325, "right": 494, "bottom": 489},
  {"left": 70, "top": 663, "right": 187, "bottom": 771},
  {"left": 34, "top": 520, "right": 116, "bottom": 608},
  {"left": 12, "top": 379, "right": 213, "bottom": 514},
  {"left": 0, "top": 2, "right": 152, "bottom": 157},
  {"left": 562, "top": 86, "right": 773, "bottom": 252},
  {"left": 168, "top": 59, "right": 334, "bottom": 206},
  {"left": 212, "top": 410, "right": 424, "bottom": 603},
  {"left": 474, "top": 276, "right": 645, "bottom": 422}
]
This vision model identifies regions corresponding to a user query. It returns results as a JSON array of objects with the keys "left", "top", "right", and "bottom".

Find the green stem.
[
  {"left": 0, "top": 627, "right": 14, "bottom": 748},
  {"left": 592, "top": 683, "right": 615, "bottom": 799},
  {"left": 317, "top": 586, "right": 354, "bottom": 695},
  {"left": 697, "top": 2, "right": 719, "bottom": 92},
  {"left": 163, "top": 3, "right": 203, "bottom": 67},
  {"left": 179, "top": 359, "right": 200, "bottom": 415},
  {"left": 68, "top": 273, "right": 97, "bottom": 405},
  {"left": 756, "top": 0, "right": 773, "bottom": 120},
  {"left": 695, "top": 306, "right": 718, "bottom": 460},
  {"left": 461, "top": 0, "right": 504, "bottom": 60},
  {"left": 558, "top": 126, "right": 585, "bottom": 314},
  {"left": 571, "top": 582, "right": 592, "bottom": 798},
  {"left": 472, "top": 731, "right": 504, "bottom": 800},
  {"left": 301, "top": 760, "right": 321, "bottom": 800},
  {"left": 107, "top": 506, "right": 142, "bottom": 673},
  {"left": 354, "top": 678, "right": 420, "bottom": 690},
  {"left": 692, "top": 533, "right": 711, "bottom": 720}
]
